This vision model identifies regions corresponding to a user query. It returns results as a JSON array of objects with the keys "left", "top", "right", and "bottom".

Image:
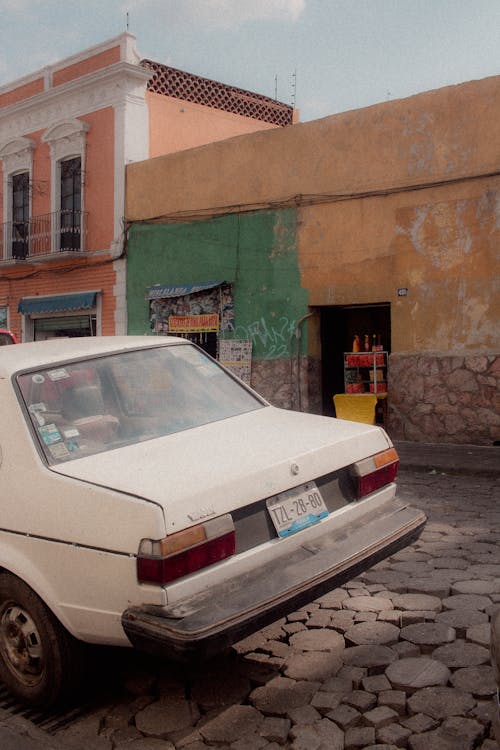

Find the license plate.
[{"left": 266, "top": 482, "right": 329, "bottom": 538}]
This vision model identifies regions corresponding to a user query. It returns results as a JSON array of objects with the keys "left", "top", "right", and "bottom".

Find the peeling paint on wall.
[{"left": 396, "top": 196, "right": 492, "bottom": 269}]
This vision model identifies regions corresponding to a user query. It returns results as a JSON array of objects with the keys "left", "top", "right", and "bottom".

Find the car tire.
[{"left": 0, "top": 572, "right": 83, "bottom": 707}]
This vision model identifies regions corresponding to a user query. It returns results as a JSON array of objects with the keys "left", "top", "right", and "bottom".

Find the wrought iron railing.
[{"left": 0, "top": 210, "right": 87, "bottom": 261}]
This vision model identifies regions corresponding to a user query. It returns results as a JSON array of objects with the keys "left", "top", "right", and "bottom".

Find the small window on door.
[
  {"left": 60, "top": 157, "right": 81, "bottom": 251},
  {"left": 12, "top": 171, "right": 30, "bottom": 259}
]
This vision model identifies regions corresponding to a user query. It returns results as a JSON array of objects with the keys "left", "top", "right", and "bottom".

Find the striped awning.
[{"left": 18, "top": 292, "right": 97, "bottom": 315}]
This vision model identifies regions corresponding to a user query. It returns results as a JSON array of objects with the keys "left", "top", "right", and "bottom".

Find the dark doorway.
[{"left": 320, "top": 303, "right": 391, "bottom": 416}]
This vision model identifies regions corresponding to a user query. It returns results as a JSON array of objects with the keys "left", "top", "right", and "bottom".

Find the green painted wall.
[{"left": 126, "top": 209, "right": 309, "bottom": 359}]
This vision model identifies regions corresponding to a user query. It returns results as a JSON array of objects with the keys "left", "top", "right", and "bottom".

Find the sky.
[{"left": 1, "top": 0, "right": 500, "bottom": 122}]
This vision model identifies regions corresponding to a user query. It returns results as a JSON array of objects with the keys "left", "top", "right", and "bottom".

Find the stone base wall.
[
  {"left": 251, "top": 356, "right": 322, "bottom": 414},
  {"left": 388, "top": 352, "right": 500, "bottom": 445}
]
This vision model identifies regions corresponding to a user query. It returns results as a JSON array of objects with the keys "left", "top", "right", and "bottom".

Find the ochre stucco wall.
[
  {"left": 127, "top": 75, "right": 500, "bottom": 354},
  {"left": 125, "top": 75, "right": 500, "bottom": 442}
]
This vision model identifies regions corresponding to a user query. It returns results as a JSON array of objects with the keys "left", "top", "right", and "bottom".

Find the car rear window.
[{"left": 17, "top": 343, "right": 264, "bottom": 463}]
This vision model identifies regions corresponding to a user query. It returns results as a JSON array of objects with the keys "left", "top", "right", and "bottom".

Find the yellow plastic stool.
[{"left": 333, "top": 394, "right": 378, "bottom": 425}]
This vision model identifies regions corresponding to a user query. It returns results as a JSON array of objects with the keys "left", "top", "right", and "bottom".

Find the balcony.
[{"left": 0, "top": 210, "right": 88, "bottom": 262}]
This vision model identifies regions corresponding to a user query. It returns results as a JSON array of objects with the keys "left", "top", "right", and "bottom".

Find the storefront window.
[{"left": 148, "top": 282, "right": 234, "bottom": 358}]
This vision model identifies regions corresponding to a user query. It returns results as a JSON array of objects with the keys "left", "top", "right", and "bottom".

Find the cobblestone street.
[{"left": 5, "top": 465, "right": 500, "bottom": 750}]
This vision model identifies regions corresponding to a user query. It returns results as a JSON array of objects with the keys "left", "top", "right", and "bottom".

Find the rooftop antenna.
[
  {"left": 274, "top": 74, "right": 278, "bottom": 100},
  {"left": 126, "top": 11, "right": 130, "bottom": 31},
  {"left": 291, "top": 69, "right": 297, "bottom": 108}
]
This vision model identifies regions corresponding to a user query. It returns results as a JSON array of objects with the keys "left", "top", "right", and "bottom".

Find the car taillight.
[
  {"left": 352, "top": 447, "right": 399, "bottom": 499},
  {"left": 137, "top": 514, "right": 235, "bottom": 585}
]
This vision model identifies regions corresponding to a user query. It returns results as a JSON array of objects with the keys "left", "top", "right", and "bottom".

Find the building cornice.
[{"left": 0, "top": 62, "right": 151, "bottom": 142}]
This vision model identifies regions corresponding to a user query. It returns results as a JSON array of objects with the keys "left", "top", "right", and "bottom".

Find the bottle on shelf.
[
  {"left": 364, "top": 334, "right": 370, "bottom": 352},
  {"left": 372, "top": 334, "right": 377, "bottom": 351},
  {"left": 352, "top": 335, "right": 360, "bottom": 352}
]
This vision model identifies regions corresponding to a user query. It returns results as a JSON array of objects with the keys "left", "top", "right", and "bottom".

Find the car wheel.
[{"left": 0, "top": 573, "right": 83, "bottom": 707}]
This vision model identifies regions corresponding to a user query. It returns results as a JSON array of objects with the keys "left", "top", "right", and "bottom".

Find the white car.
[{"left": 0, "top": 337, "right": 425, "bottom": 706}]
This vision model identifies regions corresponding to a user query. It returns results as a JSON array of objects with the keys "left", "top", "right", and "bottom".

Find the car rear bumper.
[{"left": 122, "top": 498, "right": 426, "bottom": 660}]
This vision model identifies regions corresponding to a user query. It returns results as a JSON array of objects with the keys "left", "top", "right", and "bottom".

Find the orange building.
[{"left": 0, "top": 34, "right": 294, "bottom": 340}]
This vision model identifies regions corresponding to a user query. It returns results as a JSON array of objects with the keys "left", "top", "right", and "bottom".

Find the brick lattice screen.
[{"left": 141, "top": 59, "right": 294, "bottom": 127}]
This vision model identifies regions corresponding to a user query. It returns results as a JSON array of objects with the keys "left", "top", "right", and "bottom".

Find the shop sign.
[
  {"left": 169, "top": 314, "right": 219, "bottom": 333},
  {"left": 219, "top": 339, "right": 252, "bottom": 384}
]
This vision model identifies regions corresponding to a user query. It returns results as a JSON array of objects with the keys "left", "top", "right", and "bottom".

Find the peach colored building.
[{"left": 0, "top": 34, "right": 294, "bottom": 341}]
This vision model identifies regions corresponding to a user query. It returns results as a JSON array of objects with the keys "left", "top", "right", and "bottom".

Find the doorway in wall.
[{"left": 320, "top": 303, "right": 391, "bottom": 416}]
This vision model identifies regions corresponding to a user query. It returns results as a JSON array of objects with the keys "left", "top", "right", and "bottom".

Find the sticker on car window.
[
  {"left": 32, "top": 374, "right": 45, "bottom": 384},
  {"left": 48, "top": 368, "right": 70, "bottom": 381},
  {"left": 39, "top": 423, "right": 63, "bottom": 445},
  {"left": 48, "top": 443, "right": 70, "bottom": 460},
  {"left": 63, "top": 428, "right": 80, "bottom": 439},
  {"left": 29, "top": 403, "right": 47, "bottom": 414}
]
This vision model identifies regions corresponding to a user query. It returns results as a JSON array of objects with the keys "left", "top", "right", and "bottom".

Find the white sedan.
[{"left": 0, "top": 336, "right": 425, "bottom": 706}]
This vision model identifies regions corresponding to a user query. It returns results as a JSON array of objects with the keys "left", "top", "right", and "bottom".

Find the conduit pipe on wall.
[{"left": 292, "top": 311, "right": 316, "bottom": 412}]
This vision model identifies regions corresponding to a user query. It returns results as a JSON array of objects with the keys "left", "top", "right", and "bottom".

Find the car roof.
[{"left": 0, "top": 336, "right": 186, "bottom": 377}]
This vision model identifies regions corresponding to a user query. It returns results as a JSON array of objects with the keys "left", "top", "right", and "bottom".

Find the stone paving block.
[
  {"left": 345, "top": 596, "right": 393, "bottom": 612},
  {"left": 330, "top": 610, "right": 356, "bottom": 632},
  {"left": 407, "top": 715, "right": 486, "bottom": 750},
  {"left": 287, "top": 611, "right": 309, "bottom": 623},
  {"left": 344, "top": 725, "right": 376, "bottom": 749},
  {"left": 400, "top": 621, "right": 456, "bottom": 650},
  {"left": 392, "top": 593, "right": 443, "bottom": 612},
  {"left": 362, "top": 706, "right": 399, "bottom": 729},
  {"left": 342, "top": 690, "right": 377, "bottom": 712},
  {"left": 407, "top": 579, "right": 451, "bottom": 598},
  {"left": 376, "top": 721, "right": 412, "bottom": 747},
  {"left": 232, "top": 735, "right": 269, "bottom": 750},
  {"left": 345, "top": 621, "right": 400, "bottom": 646},
  {"left": 310, "top": 691, "right": 343, "bottom": 713},
  {"left": 288, "top": 628, "right": 345, "bottom": 653},
  {"left": 377, "top": 609, "right": 403, "bottom": 625},
  {"left": 354, "top": 611, "right": 378, "bottom": 622},
  {"left": 262, "top": 639, "right": 291, "bottom": 659},
  {"left": 325, "top": 703, "right": 362, "bottom": 730},
  {"left": 191, "top": 669, "right": 251, "bottom": 710},
  {"left": 377, "top": 689, "right": 407, "bottom": 714},
  {"left": 406, "top": 686, "right": 476, "bottom": 720},
  {"left": 390, "top": 640, "right": 421, "bottom": 659},
  {"left": 307, "top": 611, "right": 333, "bottom": 628},
  {"left": 135, "top": 697, "right": 200, "bottom": 738},
  {"left": 250, "top": 676, "right": 319, "bottom": 716},
  {"left": 442, "top": 593, "right": 493, "bottom": 611},
  {"left": 283, "top": 650, "right": 342, "bottom": 682},
  {"left": 343, "top": 645, "right": 398, "bottom": 673},
  {"left": 466, "top": 622, "right": 491, "bottom": 647},
  {"left": 435, "top": 608, "right": 489, "bottom": 636},
  {"left": 287, "top": 704, "right": 321, "bottom": 724},
  {"left": 314, "top": 717, "right": 345, "bottom": 749},
  {"left": 385, "top": 656, "right": 451, "bottom": 692},
  {"left": 361, "top": 674, "right": 392, "bottom": 693},
  {"left": 450, "top": 665, "right": 496, "bottom": 697},
  {"left": 283, "top": 622, "right": 307, "bottom": 635},
  {"left": 260, "top": 716, "right": 291, "bottom": 744},
  {"left": 288, "top": 725, "right": 322, "bottom": 750},
  {"left": 316, "top": 589, "right": 349, "bottom": 609},
  {"left": 321, "top": 675, "right": 354, "bottom": 693},
  {"left": 470, "top": 699, "right": 495, "bottom": 725},
  {"left": 198, "top": 705, "right": 264, "bottom": 744},
  {"left": 337, "top": 665, "right": 367, "bottom": 689},
  {"left": 400, "top": 610, "right": 437, "bottom": 626},
  {"left": 452, "top": 579, "right": 500, "bottom": 596},
  {"left": 401, "top": 712, "right": 439, "bottom": 733},
  {"left": 431, "top": 639, "right": 490, "bottom": 668}
]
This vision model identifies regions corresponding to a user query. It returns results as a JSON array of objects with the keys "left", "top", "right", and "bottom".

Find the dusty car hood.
[{"left": 51, "top": 406, "right": 392, "bottom": 532}]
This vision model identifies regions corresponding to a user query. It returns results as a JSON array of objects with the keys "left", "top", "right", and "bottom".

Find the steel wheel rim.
[{"left": 0, "top": 602, "right": 44, "bottom": 687}]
